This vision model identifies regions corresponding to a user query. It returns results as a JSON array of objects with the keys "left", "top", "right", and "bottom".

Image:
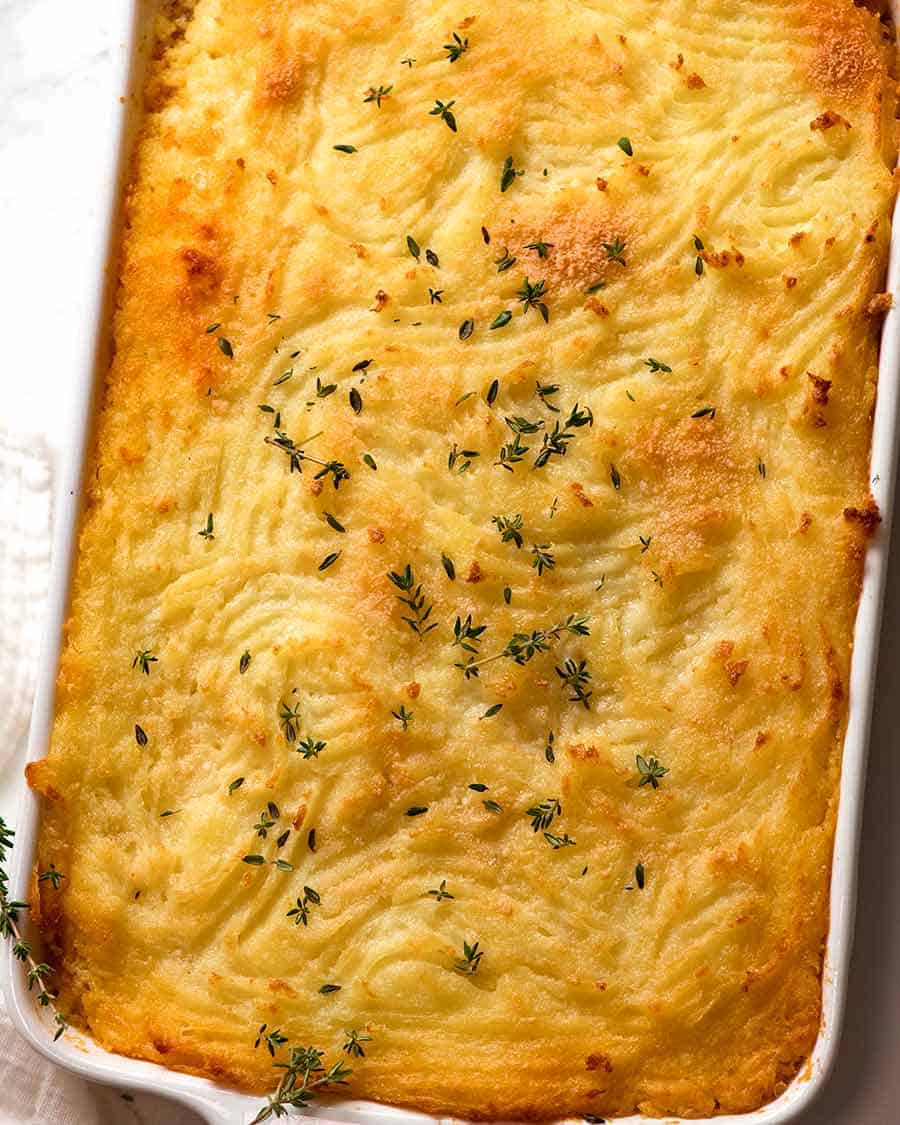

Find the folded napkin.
[{"left": 0, "top": 429, "right": 201, "bottom": 1124}]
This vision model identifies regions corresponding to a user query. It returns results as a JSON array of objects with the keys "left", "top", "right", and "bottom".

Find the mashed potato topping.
[{"left": 31, "top": 0, "right": 896, "bottom": 1117}]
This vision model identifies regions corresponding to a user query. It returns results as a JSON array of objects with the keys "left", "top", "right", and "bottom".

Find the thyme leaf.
[
  {"left": 426, "top": 879, "right": 454, "bottom": 902},
  {"left": 517, "top": 277, "right": 549, "bottom": 322},
  {"left": 554, "top": 658, "right": 593, "bottom": 709},
  {"left": 430, "top": 99, "right": 458, "bottom": 131},
  {"left": 636, "top": 754, "right": 668, "bottom": 788},
  {"left": 444, "top": 32, "right": 469, "bottom": 62},
  {"left": 602, "top": 236, "right": 627, "bottom": 266},
  {"left": 363, "top": 84, "right": 393, "bottom": 107},
  {"left": 132, "top": 649, "right": 157, "bottom": 675},
  {"left": 500, "top": 156, "right": 523, "bottom": 192},
  {"left": 526, "top": 797, "right": 561, "bottom": 832},
  {"left": 454, "top": 613, "right": 590, "bottom": 679},
  {"left": 454, "top": 939, "right": 484, "bottom": 975},
  {"left": 343, "top": 1029, "right": 372, "bottom": 1057},
  {"left": 250, "top": 1043, "right": 352, "bottom": 1123},
  {"left": 392, "top": 704, "right": 413, "bottom": 729},
  {"left": 491, "top": 513, "right": 524, "bottom": 549}
]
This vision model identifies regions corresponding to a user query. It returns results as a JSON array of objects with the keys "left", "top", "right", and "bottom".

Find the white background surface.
[{"left": 1, "top": 2, "right": 899, "bottom": 1122}]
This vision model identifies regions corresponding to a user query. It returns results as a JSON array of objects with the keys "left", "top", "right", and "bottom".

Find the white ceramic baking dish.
[{"left": 3, "top": 2, "right": 900, "bottom": 1123}]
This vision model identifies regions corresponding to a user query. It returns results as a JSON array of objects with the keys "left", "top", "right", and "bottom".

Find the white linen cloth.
[{"left": 0, "top": 430, "right": 202, "bottom": 1124}]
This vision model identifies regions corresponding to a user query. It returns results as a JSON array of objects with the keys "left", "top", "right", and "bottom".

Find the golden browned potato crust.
[{"left": 33, "top": 0, "right": 896, "bottom": 1118}]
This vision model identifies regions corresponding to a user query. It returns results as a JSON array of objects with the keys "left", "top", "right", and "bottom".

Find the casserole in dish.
[{"left": 4, "top": 2, "right": 900, "bottom": 1122}]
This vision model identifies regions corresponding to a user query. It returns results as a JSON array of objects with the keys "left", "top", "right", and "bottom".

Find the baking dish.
[{"left": 3, "top": 3, "right": 900, "bottom": 1123}]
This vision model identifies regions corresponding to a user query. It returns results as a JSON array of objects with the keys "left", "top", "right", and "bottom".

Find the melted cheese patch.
[{"left": 33, "top": 0, "right": 895, "bottom": 1118}]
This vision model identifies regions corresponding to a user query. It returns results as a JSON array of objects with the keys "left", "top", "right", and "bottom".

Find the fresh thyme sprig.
[
  {"left": 0, "top": 818, "right": 67, "bottom": 1042},
  {"left": 452, "top": 614, "right": 487, "bottom": 653},
  {"left": 363, "top": 84, "right": 393, "bottom": 106},
  {"left": 531, "top": 543, "right": 555, "bottom": 576},
  {"left": 251, "top": 1044, "right": 352, "bottom": 1123},
  {"left": 426, "top": 879, "right": 454, "bottom": 902},
  {"left": 526, "top": 797, "right": 561, "bottom": 832},
  {"left": 506, "top": 415, "right": 544, "bottom": 436},
  {"left": 602, "top": 236, "right": 627, "bottom": 266},
  {"left": 198, "top": 513, "right": 215, "bottom": 541},
  {"left": 448, "top": 443, "right": 479, "bottom": 473},
  {"left": 492, "top": 513, "right": 524, "bottom": 549},
  {"left": 255, "top": 802, "right": 280, "bottom": 839},
  {"left": 38, "top": 866, "right": 64, "bottom": 890},
  {"left": 265, "top": 428, "right": 350, "bottom": 489},
  {"left": 526, "top": 240, "right": 554, "bottom": 259},
  {"left": 392, "top": 705, "right": 413, "bottom": 729},
  {"left": 454, "top": 939, "right": 484, "bottom": 975},
  {"left": 544, "top": 832, "right": 576, "bottom": 849},
  {"left": 495, "top": 431, "right": 530, "bottom": 471},
  {"left": 517, "top": 277, "right": 549, "bottom": 322},
  {"left": 534, "top": 403, "right": 593, "bottom": 468},
  {"left": 555, "top": 658, "right": 593, "bottom": 708},
  {"left": 279, "top": 699, "right": 302, "bottom": 743},
  {"left": 343, "top": 1029, "right": 372, "bottom": 1057},
  {"left": 500, "top": 156, "right": 523, "bottom": 192},
  {"left": 287, "top": 886, "right": 321, "bottom": 927},
  {"left": 256, "top": 1025, "right": 289, "bottom": 1057},
  {"left": 444, "top": 32, "right": 469, "bottom": 61},
  {"left": 388, "top": 565, "right": 437, "bottom": 637},
  {"left": 132, "top": 649, "right": 157, "bottom": 675},
  {"left": 644, "top": 357, "right": 671, "bottom": 373},
  {"left": 430, "top": 99, "right": 457, "bottom": 131},
  {"left": 455, "top": 613, "right": 589, "bottom": 679},
  {"left": 636, "top": 754, "right": 668, "bottom": 788},
  {"left": 535, "top": 381, "right": 560, "bottom": 412},
  {"left": 297, "top": 735, "right": 327, "bottom": 760},
  {"left": 494, "top": 416, "right": 542, "bottom": 469}
]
